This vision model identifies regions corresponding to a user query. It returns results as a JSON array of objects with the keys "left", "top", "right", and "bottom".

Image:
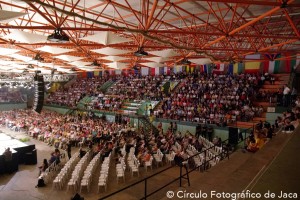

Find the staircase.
[
  {"left": 162, "top": 81, "right": 171, "bottom": 95},
  {"left": 99, "top": 80, "right": 115, "bottom": 93},
  {"left": 139, "top": 116, "right": 160, "bottom": 138},
  {"left": 120, "top": 100, "right": 144, "bottom": 115},
  {"left": 77, "top": 96, "right": 92, "bottom": 110}
]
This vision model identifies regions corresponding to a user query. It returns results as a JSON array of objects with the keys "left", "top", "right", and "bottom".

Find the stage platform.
[{"left": 0, "top": 132, "right": 37, "bottom": 174}]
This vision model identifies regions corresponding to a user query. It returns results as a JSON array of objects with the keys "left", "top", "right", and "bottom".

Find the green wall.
[
  {"left": 43, "top": 105, "right": 71, "bottom": 115},
  {"left": 0, "top": 103, "right": 27, "bottom": 111}
]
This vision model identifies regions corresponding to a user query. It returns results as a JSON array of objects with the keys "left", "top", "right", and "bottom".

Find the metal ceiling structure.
[{"left": 0, "top": 0, "right": 299, "bottom": 74}]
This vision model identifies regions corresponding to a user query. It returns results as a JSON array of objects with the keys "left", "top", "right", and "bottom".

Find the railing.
[{"left": 99, "top": 141, "right": 230, "bottom": 200}]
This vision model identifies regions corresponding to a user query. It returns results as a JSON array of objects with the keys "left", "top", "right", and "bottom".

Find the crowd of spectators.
[
  {"left": 89, "top": 74, "right": 166, "bottom": 112},
  {"left": 0, "top": 88, "right": 25, "bottom": 103},
  {"left": 156, "top": 72, "right": 264, "bottom": 124},
  {"left": 106, "top": 75, "right": 165, "bottom": 101},
  {"left": 244, "top": 98, "right": 300, "bottom": 153},
  {"left": 114, "top": 120, "right": 206, "bottom": 168},
  {"left": 46, "top": 77, "right": 108, "bottom": 107},
  {"left": 0, "top": 109, "right": 130, "bottom": 151}
]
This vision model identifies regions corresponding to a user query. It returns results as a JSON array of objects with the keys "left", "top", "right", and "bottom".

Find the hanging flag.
[
  {"left": 174, "top": 65, "right": 182, "bottom": 73},
  {"left": 141, "top": 67, "right": 149, "bottom": 75},
  {"left": 203, "top": 64, "right": 208, "bottom": 73},
  {"left": 150, "top": 68, "right": 155, "bottom": 76},
  {"left": 245, "top": 61, "right": 260, "bottom": 74},
  {"left": 155, "top": 67, "right": 160, "bottom": 75},
  {"left": 115, "top": 69, "right": 122, "bottom": 75},
  {"left": 274, "top": 59, "right": 280, "bottom": 74},
  {"left": 159, "top": 67, "right": 164, "bottom": 75},
  {"left": 238, "top": 62, "right": 245, "bottom": 74},
  {"left": 194, "top": 65, "right": 200, "bottom": 72},
  {"left": 233, "top": 63, "right": 239, "bottom": 74},
  {"left": 94, "top": 71, "right": 99, "bottom": 77},
  {"left": 185, "top": 65, "right": 190, "bottom": 73},
  {"left": 109, "top": 69, "right": 115, "bottom": 75},
  {"left": 87, "top": 71, "right": 94, "bottom": 78},
  {"left": 268, "top": 61, "right": 275, "bottom": 74},
  {"left": 164, "top": 66, "right": 170, "bottom": 75},
  {"left": 228, "top": 64, "right": 234, "bottom": 74},
  {"left": 262, "top": 61, "right": 269, "bottom": 73},
  {"left": 190, "top": 65, "right": 195, "bottom": 73},
  {"left": 81, "top": 71, "right": 87, "bottom": 78},
  {"left": 213, "top": 63, "right": 225, "bottom": 75}
]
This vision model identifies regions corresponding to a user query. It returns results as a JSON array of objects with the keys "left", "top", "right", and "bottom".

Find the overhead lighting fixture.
[
  {"left": 27, "top": 64, "right": 34, "bottom": 68},
  {"left": 91, "top": 60, "right": 101, "bottom": 67},
  {"left": 33, "top": 53, "right": 44, "bottom": 62},
  {"left": 179, "top": 58, "right": 191, "bottom": 65},
  {"left": 134, "top": 47, "right": 148, "bottom": 57},
  {"left": 47, "top": 28, "right": 69, "bottom": 43}
]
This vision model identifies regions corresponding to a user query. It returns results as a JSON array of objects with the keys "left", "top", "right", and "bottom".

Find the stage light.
[
  {"left": 47, "top": 28, "right": 69, "bottom": 42},
  {"left": 134, "top": 47, "right": 148, "bottom": 57},
  {"left": 179, "top": 58, "right": 191, "bottom": 65}
]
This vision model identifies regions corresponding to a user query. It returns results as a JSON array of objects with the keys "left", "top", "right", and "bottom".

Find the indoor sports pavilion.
[{"left": 0, "top": 0, "right": 300, "bottom": 200}]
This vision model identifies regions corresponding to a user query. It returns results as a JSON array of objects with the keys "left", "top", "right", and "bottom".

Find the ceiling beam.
[
  {"left": 191, "top": 0, "right": 300, "bottom": 7},
  {"left": 203, "top": 0, "right": 296, "bottom": 48},
  {"left": 0, "top": 25, "right": 298, "bottom": 40}
]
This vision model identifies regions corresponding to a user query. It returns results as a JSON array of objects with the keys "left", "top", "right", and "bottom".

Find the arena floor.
[{"left": 0, "top": 127, "right": 299, "bottom": 200}]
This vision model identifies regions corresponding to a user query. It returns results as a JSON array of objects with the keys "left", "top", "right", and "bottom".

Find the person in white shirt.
[{"left": 283, "top": 84, "right": 291, "bottom": 106}]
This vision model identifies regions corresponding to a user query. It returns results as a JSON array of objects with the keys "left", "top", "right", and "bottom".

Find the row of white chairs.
[
  {"left": 98, "top": 152, "right": 112, "bottom": 193},
  {"left": 66, "top": 151, "right": 92, "bottom": 192},
  {"left": 116, "top": 153, "right": 126, "bottom": 183},
  {"left": 153, "top": 149, "right": 164, "bottom": 167},
  {"left": 165, "top": 151, "right": 176, "bottom": 165},
  {"left": 80, "top": 152, "right": 101, "bottom": 193},
  {"left": 199, "top": 136, "right": 223, "bottom": 156},
  {"left": 41, "top": 151, "right": 69, "bottom": 184},
  {"left": 127, "top": 147, "right": 140, "bottom": 177},
  {"left": 186, "top": 144, "right": 221, "bottom": 170},
  {"left": 52, "top": 152, "right": 80, "bottom": 189}
]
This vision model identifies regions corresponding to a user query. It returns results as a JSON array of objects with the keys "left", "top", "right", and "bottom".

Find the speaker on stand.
[
  {"left": 32, "top": 72, "right": 44, "bottom": 114},
  {"left": 228, "top": 127, "right": 239, "bottom": 145}
]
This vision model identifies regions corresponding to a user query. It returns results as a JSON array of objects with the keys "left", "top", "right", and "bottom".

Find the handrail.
[
  {"left": 98, "top": 140, "right": 230, "bottom": 200},
  {"left": 98, "top": 165, "right": 173, "bottom": 200}
]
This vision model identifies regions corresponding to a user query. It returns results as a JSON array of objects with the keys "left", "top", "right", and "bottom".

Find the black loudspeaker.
[
  {"left": 24, "top": 149, "right": 37, "bottom": 165},
  {"left": 195, "top": 124, "right": 201, "bottom": 136},
  {"left": 228, "top": 127, "right": 239, "bottom": 145},
  {"left": 32, "top": 74, "right": 44, "bottom": 113}
]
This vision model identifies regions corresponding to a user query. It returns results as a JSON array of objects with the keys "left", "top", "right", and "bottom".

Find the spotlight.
[
  {"left": 47, "top": 28, "right": 69, "bottom": 42},
  {"left": 179, "top": 58, "right": 191, "bottom": 65},
  {"left": 134, "top": 47, "right": 148, "bottom": 57},
  {"left": 33, "top": 53, "right": 44, "bottom": 62}
]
